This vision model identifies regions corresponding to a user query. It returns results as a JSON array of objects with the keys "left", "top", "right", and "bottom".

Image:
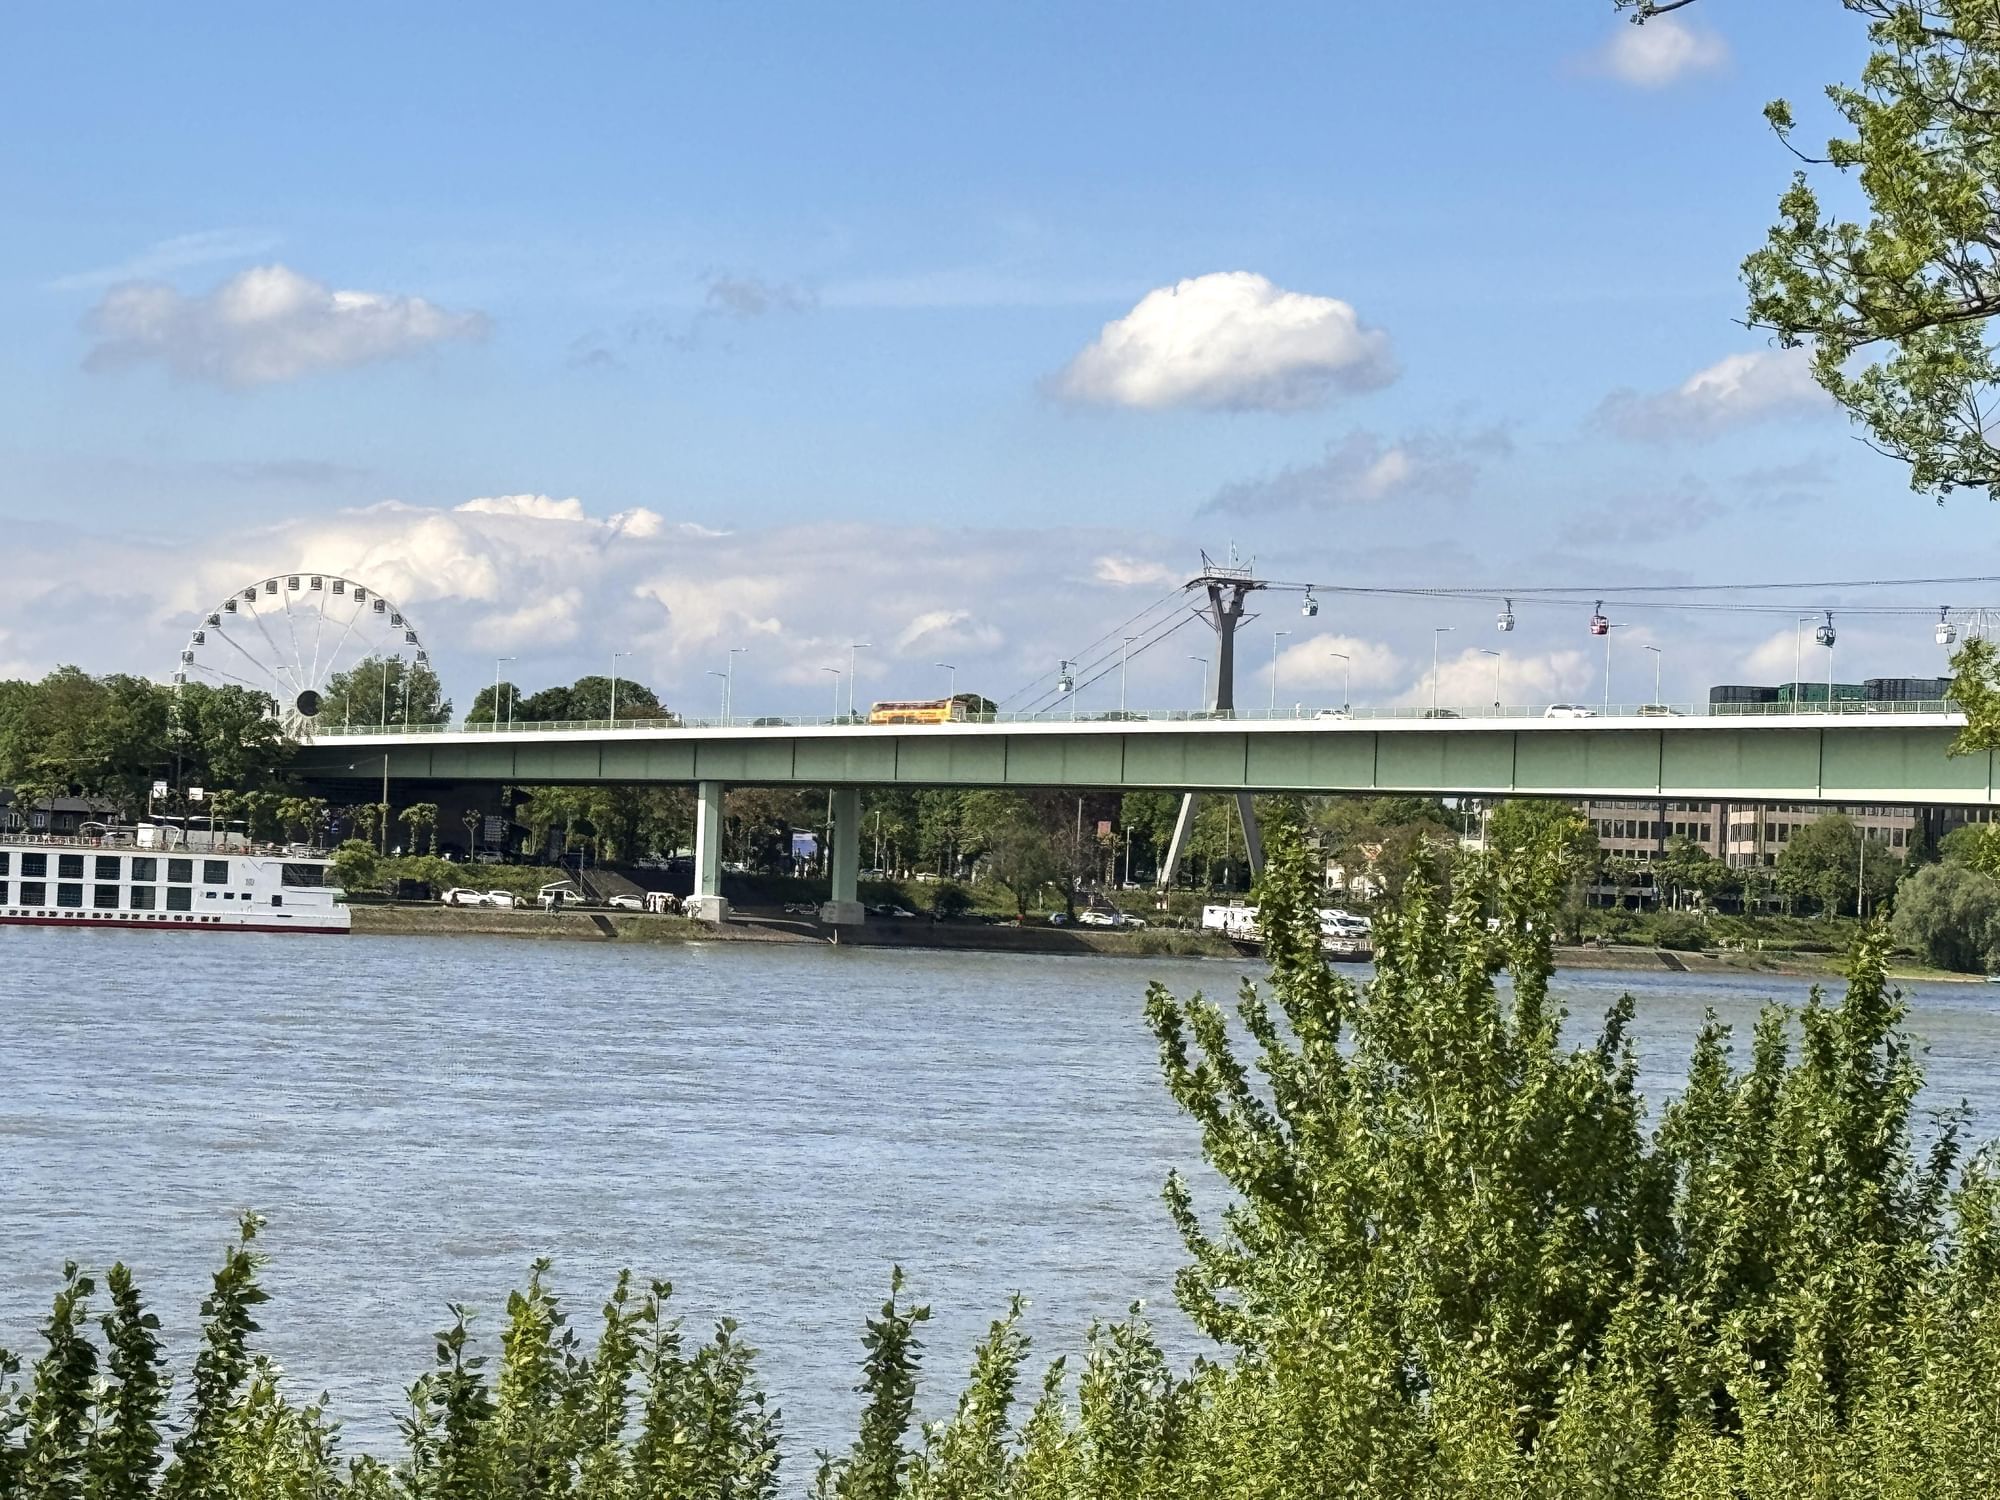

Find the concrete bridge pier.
[
  {"left": 820, "top": 787, "right": 865, "bottom": 927},
  {"left": 687, "top": 779, "right": 731, "bottom": 924}
]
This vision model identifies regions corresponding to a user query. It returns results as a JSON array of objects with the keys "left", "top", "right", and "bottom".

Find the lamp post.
[
  {"left": 1270, "top": 628, "right": 1290, "bottom": 712},
  {"left": 1431, "top": 628, "right": 1454, "bottom": 715},
  {"left": 494, "top": 657, "right": 515, "bottom": 730},
  {"left": 725, "top": 646, "right": 747, "bottom": 720},
  {"left": 1480, "top": 647, "right": 1501, "bottom": 711},
  {"left": 823, "top": 666, "right": 841, "bottom": 720},
  {"left": 847, "top": 643, "right": 871, "bottom": 718},
  {"left": 707, "top": 670, "right": 728, "bottom": 719},
  {"left": 1120, "top": 635, "right": 1136, "bottom": 714},
  {"left": 936, "top": 662, "right": 956, "bottom": 705},
  {"left": 1602, "top": 623, "right": 1625, "bottom": 710},
  {"left": 1644, "top": 644, "right": 1663, "bottom": 708},
  {"left": 1328, "top": 650, "right": 1351, "bottom": 713},
  {"left": 610, "top": 650, "right": 630, "bottom": 722},
  {"left": 1190, "top": 655, "right": 1210, "bottom": 711}
]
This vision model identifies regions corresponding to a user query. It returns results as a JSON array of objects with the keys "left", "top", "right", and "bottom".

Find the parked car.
[
  {"left": 1637, "top": 703, "right": 1682, "bottom": 717},
  {"left": 439, "top": 888, "right": 489, "bottom": 907},
  {"left": 1046, "top": 911, "right": 1069, "bottom": 926},
  {"left": 538, "top": 881, "right": 584, "bottom": 910},
  {"left": 1544, "top": 704, "right": 1597, "bottom": 719},
  {"left": 1077, "top": 909, "right": 1117, "bottom": 927},
  {"left": 471, "top": 850, "right": 505, "bottom": 865},
  {"left": 483, "top": 890, "right": 517, "bottom": 909},
  {"left": 606, "top": 893, "right": 643, "bottom": 911}
]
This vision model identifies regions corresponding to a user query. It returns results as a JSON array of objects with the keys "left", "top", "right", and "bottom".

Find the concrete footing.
[
  {"left": 686, "top": 895, "right": 732, "bottom": 924},
  {"left": 818, "top": 899, "right": 866, "bottom": 927}
]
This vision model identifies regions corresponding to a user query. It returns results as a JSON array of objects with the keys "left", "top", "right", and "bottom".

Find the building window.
[
  {"left": 168, "top": 859, "right": 192, "bottom": 884},
  {"left": 94, "top": 855, "right": 121, "bottom": 880},
  {"left": 92, "top": 884, "right": 119, "bottom": 909},
  {"left": 132, "top": 857, "right": 157, "bottom": 882},
  {"left": 20, "top": 881, "right": 46, "bottom": 906},
  {"left": 22, "top": 853, "right": 46, "bottom": 877},
  {"left": 166, "top": 887, "right": 191, "bottom": 912},
  {"left": 58, "top": 853, "right": 84, "bottom": 880},
  {"left": 0, "top": 853, "right": 8, "bottom": 876},
  {"left": 0, "top": 881, "right": 7, "bottom": 904},
  {"left": 130, "top": 886, "right": 155, "bottom": 911},
  {"left": 270, "top": 895, "right": 283, "bottom": 907},
  {"left": 56, "top": 883, "right": 83, "bottom": 909},
  {"left": 202, "top": 859, "right": 229, "bottom": 884}
]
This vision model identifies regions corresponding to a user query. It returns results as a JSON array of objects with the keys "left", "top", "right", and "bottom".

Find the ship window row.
[
  {"left": 0, "top": 883, "right": 195, "bottom": 912},
  {"left": 0, "top": 855, "right": 236, "bottom": 884}
]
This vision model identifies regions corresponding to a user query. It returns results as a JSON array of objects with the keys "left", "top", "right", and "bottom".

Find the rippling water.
[{"left": 3, "top": 929, "right": 1997, "bottom": 1461}]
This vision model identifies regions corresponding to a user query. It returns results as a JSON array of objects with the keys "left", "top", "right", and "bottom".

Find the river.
[{"left": 3, "top": 929, "right": 1998, "bottom": 1463}]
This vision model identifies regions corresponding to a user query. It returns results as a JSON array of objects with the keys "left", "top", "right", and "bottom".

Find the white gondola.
[
  {"left": 1497, "top": 598, "right": 1515, "bottom": 633},
  {"left": 1816, "top": 612, "right": 1837, "bottom": 648},
  {"left": 1301, "top": 591, "right": 1320, "bottom": 617},
  {"left": 1938, "top": 608, "right": 1958, "bottom": 646}
]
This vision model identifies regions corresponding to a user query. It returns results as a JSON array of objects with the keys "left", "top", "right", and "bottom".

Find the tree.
[
  {"left": 168, "top": 683, "right": 290, "bottom": 790},
  {"left": 1893, "top": 859, "right": 2000, "bottom": 970},
  {"left": 330, "top": 839, "right": 381, "bottom": 895},
  {"left": 465, "top": 681, "right": 524, "bottom": 727},
  {"left": 516, "top": 675, "right": 670, "bottom": 725},
  {"left": 1659, "top": 834, "right": 1738, "bottom": 909},
  {"left": 0, "top": 667, "right": 173, "bottom": 813},
  {"left": 1777, "top": 811, "right": 1898, "bottom": 915},
  {"left": 961, "top": 791, "right": 1064, "bottom": 919},
  {"left": 320, "top": 655, "right": 450, "bottom": 728},
  {"left": 1941, "top": 816, "right": 2000, "bottom": 874},
  {"left": 399, "top": 801, "right": 440, "bottom": 856}
]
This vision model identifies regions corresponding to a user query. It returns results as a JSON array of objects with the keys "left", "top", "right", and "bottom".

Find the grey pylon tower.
[{"left": 1158, "top": 549, "right": 1266, "bottom": 889}]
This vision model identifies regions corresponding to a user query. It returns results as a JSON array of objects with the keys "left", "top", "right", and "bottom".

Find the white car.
[
  {"left": 1313, "top": 707, "right": 1352, "bottom": 721},
  {"left": 439, "top": 888, "right": 490, "bottom": 907},
  {"left": 1077, "top": 909, "right": 1117, "bottom": 927},
  {"left": 483, "top": 890, "right": 517, "bottom": 909},
  {"left": 537, "top": 881, "right": 584, "bottom": 910},
  {"left": 1544, "top": 704, "right": 1597, "bottom": 719},
  {"left": 607, "top": 893, "right": 644, "bottom": 911}
]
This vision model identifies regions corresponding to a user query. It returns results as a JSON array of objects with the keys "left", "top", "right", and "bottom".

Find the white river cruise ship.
[{"left": 0, "top": 822, "right": 349, "bottom": 934}]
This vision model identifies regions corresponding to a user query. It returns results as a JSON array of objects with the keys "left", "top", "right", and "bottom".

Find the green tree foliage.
[
  {"left": 960, "top": 791, "right": 1065, "bottom": 919},
  {"left": 168, "top": 683, "right": 291, "bottom": 790},
  {"left": 1659, "top": 835, "right": 1742, "bottom": 909},
  {"left": 1776, "top": 810, "right": 1898, "bottom": 916},
  {"left": 464, "top": 680, "right": 525, "bottom": 727},
  {"left": 320, "top": 656, "right": 451, "bottom": 728},
  {"left": 516, "top": 675, "right": 670, "bottom": 725},
  {"left": 0, "top": 667, "right": 173, "bottom": 811},
  {"left": 1892, "top": 858, "right": 2000, "bottom": 970}
]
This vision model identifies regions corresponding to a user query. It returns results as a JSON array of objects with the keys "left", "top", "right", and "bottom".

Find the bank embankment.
[{"left": 346, "top": 906, "right": 1981, "bottom": 980}]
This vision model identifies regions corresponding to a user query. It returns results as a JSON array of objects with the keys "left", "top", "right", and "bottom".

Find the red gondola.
[{"left": 1588, "top": 601, "right": 1610, "bottom": 637}]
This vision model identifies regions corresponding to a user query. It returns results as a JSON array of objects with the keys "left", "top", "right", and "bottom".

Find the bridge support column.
[
  {"left": 820, "top": 787, "right": 865, "bottom": 926},
  {"left": 1157, "top": 792, "right": 1265, "bottom": 889},
  {"left": 688, "top": 779, "right": 731, "bottom": 923}
]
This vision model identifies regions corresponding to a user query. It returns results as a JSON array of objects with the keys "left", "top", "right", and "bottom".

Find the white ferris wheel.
[{"left": 173, "top": 572, "right": 431, "bottom": 733}]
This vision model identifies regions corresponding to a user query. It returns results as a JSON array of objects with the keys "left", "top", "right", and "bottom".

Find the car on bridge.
[{"left": 1544, "top": 704, "right": 1597, "bottom": 719}]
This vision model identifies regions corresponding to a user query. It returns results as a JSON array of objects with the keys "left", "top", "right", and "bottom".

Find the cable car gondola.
[
  {"left": 1301, "top": 591, "right": 1319, "bottom": 618},
  {"left": 1497, "top": 598, "right": 1515, "bottom": 633},
  {"left": 1938, "top": 607, "right": 1958, "bottom": 646},
  {"left": 1815, "top": 611, "right": 1837, "bottom": 649},
  {"left": 1588, "top": 601, "right": 1610, "bottom": 637}
]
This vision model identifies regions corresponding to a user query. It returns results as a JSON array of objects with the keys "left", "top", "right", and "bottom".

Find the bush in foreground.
[{"left": 3, "top": 809, "right": 1997, "bottom": 1496}]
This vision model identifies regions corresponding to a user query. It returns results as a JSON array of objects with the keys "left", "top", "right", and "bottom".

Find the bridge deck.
[{"left": 293, "top": 711, "right": 1995, "bottom": 805}]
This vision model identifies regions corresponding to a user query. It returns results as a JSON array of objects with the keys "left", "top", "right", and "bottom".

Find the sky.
[{"left": 1, "top": 0, "right": 1985, "bottom": 718}]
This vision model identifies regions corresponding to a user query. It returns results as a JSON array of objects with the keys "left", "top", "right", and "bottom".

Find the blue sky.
[{"left": 1, "top": 1, "right": 1979, "bottom": 715}]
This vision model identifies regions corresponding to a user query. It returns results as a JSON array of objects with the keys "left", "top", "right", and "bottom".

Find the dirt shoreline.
[{"left": 346, "top": 904, "right": 1973, "bottom": 980}]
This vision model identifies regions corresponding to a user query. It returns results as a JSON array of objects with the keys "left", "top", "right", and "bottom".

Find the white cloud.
[
  {"left": 1092, "top": 555, "right": 1181, "bottom": 588},
  {"left": 50, "top": 228, "right": 283, "bottom": 292},
  {"left": 1266, "top": 635, "right": 1405, "bottom": 707},
  {"left": 893, "top": 608, "right": 1004, "bottom": 654},
  {"left": 84, "top": 263, "right": 487, "bottom": 387},
  {"left": 1597, "top": 346, "right": 1827, "bottom": 441},
  {"left": 1410, "top": 648, "right": 1596, "bottom": 711},
  {"left": 1206, "top": 425, "right": 1509, "bottom": 514},
  {"left": 1052, "top": 271, "right": 1395, "bottom": 411},
  {"left": 1586, "top": 16, "right": 1729, "bottom": 88}
]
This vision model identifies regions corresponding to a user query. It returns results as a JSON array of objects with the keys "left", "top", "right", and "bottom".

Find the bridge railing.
[{"left": 302, "top": 699, "right": 1960, "bottom": 737}]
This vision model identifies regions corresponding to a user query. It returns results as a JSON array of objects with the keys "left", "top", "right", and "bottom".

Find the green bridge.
[{"left": 294, "top": 710, "right": 1989, "bottom": 923}]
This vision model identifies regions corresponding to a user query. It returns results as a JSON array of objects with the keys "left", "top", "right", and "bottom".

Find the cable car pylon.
[{"left": 1159, "top": 549, "right": 1268, "bottom": 891}]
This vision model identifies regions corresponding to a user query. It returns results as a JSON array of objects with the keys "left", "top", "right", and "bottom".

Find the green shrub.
[
  {"left": 929, "top": 881, "right": 972, "bottom": 920},
  {"left": 1651, "top": 913, "right": 1706, "bottom": 950}
]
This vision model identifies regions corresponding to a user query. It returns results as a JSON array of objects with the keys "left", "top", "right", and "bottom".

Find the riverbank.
[{"left": 345, "top": 904, "right": 1979, "bottom": 979}]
